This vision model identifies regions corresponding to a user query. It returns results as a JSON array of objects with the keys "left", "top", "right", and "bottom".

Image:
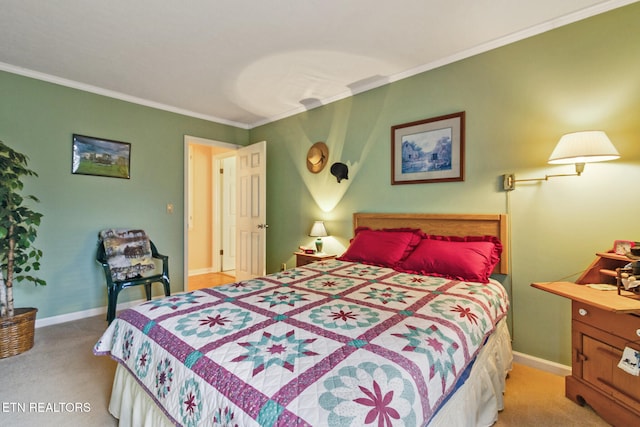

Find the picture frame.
[
  {"left": 72, "top": 134, "right": 131, "bottom": 179},
  {"left": 391, "top": 111, "right": 465, "bottom": 185},
  {"left": 614, "top": 240, "right": 636, "bottom": 256}
]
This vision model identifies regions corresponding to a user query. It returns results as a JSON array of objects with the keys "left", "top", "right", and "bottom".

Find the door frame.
[{"left": 183, "top": 135, "right": 240, "bottom": 291}]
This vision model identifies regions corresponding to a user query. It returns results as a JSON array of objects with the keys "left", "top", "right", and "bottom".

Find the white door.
[
  {"left": 235, "top": 141, "right": 267, "bottom": 280},
  {"left": 221, "top": 156, "right": 236, "bottom": 271}
]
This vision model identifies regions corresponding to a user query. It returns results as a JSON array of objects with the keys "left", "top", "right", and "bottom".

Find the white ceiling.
[{"left": 1, "top": 0, "right": 635, "bottom": 129}]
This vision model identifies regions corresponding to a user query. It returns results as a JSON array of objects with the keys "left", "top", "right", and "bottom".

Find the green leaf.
[{"left": 0, "top": 140, "right": 45, "bottom": 291}]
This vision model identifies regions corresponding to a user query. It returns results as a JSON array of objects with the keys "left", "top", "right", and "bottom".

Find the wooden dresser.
[{"left": 532, "top": 252, "right": 640, "bottom": 426}]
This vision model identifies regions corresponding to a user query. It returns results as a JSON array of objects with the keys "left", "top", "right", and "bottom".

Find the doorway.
[{"left": 184, "top": 136, "right": 238, "bottom": 291}]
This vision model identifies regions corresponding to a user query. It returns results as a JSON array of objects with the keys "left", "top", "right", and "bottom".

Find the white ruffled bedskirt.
[{"left": 430, "top": 318, "right": 512, "bottom": 427}]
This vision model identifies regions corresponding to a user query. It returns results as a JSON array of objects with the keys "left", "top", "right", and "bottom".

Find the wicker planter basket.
[{"left": 0, "top": 307, "right": 37, "bottom": 359}]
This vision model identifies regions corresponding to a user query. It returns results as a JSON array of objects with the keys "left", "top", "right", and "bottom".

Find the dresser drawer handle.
[
  {"left": 637, "top": 329, "right": 640, "bottom": 338},
  {"left": 578, "top": 308, "right": 588, "bottom": 316}
]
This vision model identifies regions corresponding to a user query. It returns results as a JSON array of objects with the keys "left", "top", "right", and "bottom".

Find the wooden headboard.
[{"left": 353, "top": 212, "right": 509, "bottom": 275}]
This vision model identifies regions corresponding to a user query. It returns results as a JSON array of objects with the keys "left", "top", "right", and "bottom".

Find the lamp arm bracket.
[
  {"left": 516, "top": 172, "right": 580, "bottom": 183},
  {"left": 543, "top": 172, "right": 581, "bottom": 179},
  {"left": 502, "top": 171, "right": 581, "bottom": 191}
]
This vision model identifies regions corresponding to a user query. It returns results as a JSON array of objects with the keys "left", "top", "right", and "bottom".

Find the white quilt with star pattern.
[{"left": 94, "top": 259, "right": 509, "bottom": 426}]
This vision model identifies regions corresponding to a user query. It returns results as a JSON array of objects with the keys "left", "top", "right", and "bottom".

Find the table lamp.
[{"left": 309, "top": 221, "right": 328, "bottom": 253}]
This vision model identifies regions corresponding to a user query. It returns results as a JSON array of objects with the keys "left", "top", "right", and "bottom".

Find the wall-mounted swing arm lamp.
[{"left": 502, "top": 131, "right": 620, "bottom": 191}]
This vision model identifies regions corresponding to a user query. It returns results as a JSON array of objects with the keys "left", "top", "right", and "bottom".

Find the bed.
[{"left": 95, "top": 213, "right": 512, "bottom": 426}]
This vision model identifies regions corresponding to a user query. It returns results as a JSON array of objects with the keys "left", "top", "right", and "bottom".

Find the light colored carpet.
[
  {"left": 496, "top": 363, "right": 609, "bottom": 426},
  {"left": 0, "top": 314, "right": 118, "bottom": 427},
  {"left": 0, "top": 314, "right": 611, "bottom": 426}
]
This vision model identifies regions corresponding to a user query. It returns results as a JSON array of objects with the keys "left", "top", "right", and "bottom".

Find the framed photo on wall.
[
  {"left": 391, "top": 111, "right": 465, "bottom": 185},
  {"left": 72, "top": 134, "right": 131, "bottom": 179}
]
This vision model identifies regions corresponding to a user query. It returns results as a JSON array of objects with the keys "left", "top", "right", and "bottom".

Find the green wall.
[
  {"left": 252, "top": 3, "right": 640, "bottom": 365},
  {"left": 0, "top": 71, "right": 249, "bottom": 318},
  {"left": 1, "top": 3, "right": 639, "bottom": 366}
]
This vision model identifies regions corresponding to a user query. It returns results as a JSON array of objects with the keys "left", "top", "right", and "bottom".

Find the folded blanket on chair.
[{"left": 100, "top": 229, "right": 155, "bottom": 281}]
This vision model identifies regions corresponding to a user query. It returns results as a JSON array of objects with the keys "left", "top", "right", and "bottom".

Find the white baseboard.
[
  {"left": 513, "top": 350, "right": 572, "bottom": 376},
  {"left": 35, "top": 290, "right": 190, "bottom": 328},
  {"left": 34, "top": 299, "right": 144, "bottom": 328}
]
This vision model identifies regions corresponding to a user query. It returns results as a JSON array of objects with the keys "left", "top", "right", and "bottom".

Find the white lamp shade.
[
  {"left": 309, "top": 221, "right": 328, "bottom": 237},
  {"left": 548, "top": 131, "right": 620, "bottom": 165}
]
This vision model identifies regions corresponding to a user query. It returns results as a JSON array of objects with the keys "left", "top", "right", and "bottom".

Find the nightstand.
[
  {"left": 294, "top": 252, "right": 336, "bottom": 267},
  {"left": 532, "top": 280, "right": 640, "bottom": 426}
]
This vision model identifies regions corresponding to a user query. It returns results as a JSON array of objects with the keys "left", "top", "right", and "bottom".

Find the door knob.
[{"left": 257, "top": 224, "right": 269, "bottom": 229}]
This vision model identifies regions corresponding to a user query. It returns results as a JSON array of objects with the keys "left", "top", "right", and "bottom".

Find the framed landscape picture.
[
  {"left": 72, "top": 134, "right": 131, "bottom": 179},
  {"left": 391, "top": 111, "right": 465, "bottom": 185}
]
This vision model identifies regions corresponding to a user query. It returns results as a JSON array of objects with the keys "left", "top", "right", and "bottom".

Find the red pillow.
[
  {"left": 398, "top": 235, "right": 502, "bottom": 283},
  {"left": 338, "top": 227, "right": 423, "bottom": 267}
]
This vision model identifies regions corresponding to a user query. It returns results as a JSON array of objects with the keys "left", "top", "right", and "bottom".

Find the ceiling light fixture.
[{"left": 503, "top": 131, "right": 620, "bottom": 191}]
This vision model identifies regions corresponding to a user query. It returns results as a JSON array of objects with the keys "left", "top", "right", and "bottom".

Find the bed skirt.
[
  {"left": 430, "top": 318, "right": 512, "bottom": 426},
  {"left": 109, "top": 318, "right": 512, "bottom": 427}
]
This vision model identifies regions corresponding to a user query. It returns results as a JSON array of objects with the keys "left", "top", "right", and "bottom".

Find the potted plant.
[{"left": 0, "top": 140, "right": 45, "bottom": 358}]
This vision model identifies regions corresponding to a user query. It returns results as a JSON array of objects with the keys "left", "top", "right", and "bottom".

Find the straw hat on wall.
[{"left": 306, "top": 142, "right": 329, "bottom": 173}]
